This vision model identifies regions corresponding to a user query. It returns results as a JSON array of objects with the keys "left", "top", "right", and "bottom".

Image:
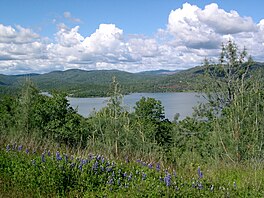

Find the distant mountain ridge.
[{"left": 1, "top": 62, "right": 264, "bottom": 97}]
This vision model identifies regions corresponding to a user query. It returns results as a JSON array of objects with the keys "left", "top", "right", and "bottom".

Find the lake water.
[{"left": 68, "top": 92, "right": 206, "bottom": 121}]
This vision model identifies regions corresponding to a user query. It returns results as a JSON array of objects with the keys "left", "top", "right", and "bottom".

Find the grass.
[{"left": 1, "top": 140, "right": 264, "bottom": 197}]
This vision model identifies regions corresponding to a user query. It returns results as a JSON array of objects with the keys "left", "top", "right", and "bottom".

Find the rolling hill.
[{"left": 1, "top": 62, "right": 263, "bottom": 97}]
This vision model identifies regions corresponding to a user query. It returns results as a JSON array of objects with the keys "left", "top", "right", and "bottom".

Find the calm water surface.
[{"left": 68, "top": 92, "right": 206, "bottom": 121}]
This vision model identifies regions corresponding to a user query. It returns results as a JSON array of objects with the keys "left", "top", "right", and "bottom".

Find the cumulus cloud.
[
  {"left": 0, "top": 24, "right": 39, "bottom": 44},
  {"left": 0, "top": 3, "right": 264, "bottom": 74},
  {"left": 197, "top": 3, "right": 257, "bottom": 34}
]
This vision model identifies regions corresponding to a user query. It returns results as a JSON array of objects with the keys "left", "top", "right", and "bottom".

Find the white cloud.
[
  {"left": 63, "top": 11, "right": 82, "bottom": 23},
  {"left": 197, "top": 3, "right": 257, "bottom": 34},
  {"left": 0, "top": 24, "right": 39, "bottom": 44},
  {"left": 0, "top": 3, "right": 264, "bottom": 75}
]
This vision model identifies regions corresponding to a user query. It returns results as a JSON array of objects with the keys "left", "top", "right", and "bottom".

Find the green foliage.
[
  {"left": 204, "top": 40, "right": 254, "bottom": 112},
  {"left": 2, "top": 143, "right": 264, "bottom": 197}
]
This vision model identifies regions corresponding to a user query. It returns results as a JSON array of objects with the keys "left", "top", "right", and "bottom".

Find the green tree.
[
  {"left": 134, "top": 97, "right": 172, "bottom": 148},
  {"left": 204, "top": 40, "right": 253, "bottom": 113}
]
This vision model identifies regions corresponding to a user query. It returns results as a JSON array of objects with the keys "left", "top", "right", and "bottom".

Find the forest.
[{"left": 1, "top": 41, "right": 264, "bottom": 197}]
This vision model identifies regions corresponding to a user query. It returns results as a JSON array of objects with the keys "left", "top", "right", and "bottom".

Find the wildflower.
[
  {"left": 56, "top": 151, "right": 62, "bottom": 161},
  {"left": 78, "top": 164, "right": 83, "bottom": 171},
  {"left": 108, "top": 177, "right": 114, "bottom": 185},
  {"left": 148, "top": 163, "right": 153, "bottom": 169},
  {"left": 142, "top": 173, "right": 146, "bottom": 180},
  {"left": 123, "top": 172, "right": 127, "bottom": 178},
  {"left": 117, "top": 178, "right": 121, "bottom": 186},
  {"left": 197, "top": 182, "right": 203, "bottom": 190},
  {"left": 18, "top": 145, "right": 23, "bottom": 151},
  {"left": 47, "top": 150, "right": 51, "bottom": 156},
  {"left": 112, "top": 171, "right": 115, "bottom": 177},
  {"left": 164, "top": 173, "right": 171, "bottom": 186},
  {"left": 92, "top": 161, "right": 98, "bottom": 171},
  {"left": 6, "top": 144, "right": 10, "bottom": 152},
  {"left": 101, "top": 157, "right": 105, "bottom": 163},
  {"left": 106, "top": 161, "right": 110, "bottom": 167},
  {"left": 82, "top": 159, "right": 88, "bottom": 165},
  {"left": 106, "top": 167, "right": 112, "bottom": 172},
  {"left": 198, "top": 166, "right": 203, "bottom": 179},
  {"left": 100, "top": 165, "right": 104, "bottom": 172},
  {"left": 128, "top": 173, "right": 132, "bottom": 181},
  {"left": 96, "top": 155, "right": 101, "bottom": 161},
  {"left": 25, "top": 148, "right": 29, "bottom": 154},
  {"left": 88, "top": 153, "right": 93, "bottom": 160},
  {"left": 156, "top": 163, "right": 160, "bottom": 172},
  {"left": 41, "top": 153, "right": 46, "bottom": 163}
]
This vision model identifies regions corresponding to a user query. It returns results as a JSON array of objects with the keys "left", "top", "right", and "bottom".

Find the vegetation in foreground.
[{"left": 1, "top": 41, "right": 264, "bottom": 197}]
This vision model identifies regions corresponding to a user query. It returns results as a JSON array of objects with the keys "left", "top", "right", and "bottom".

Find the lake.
[{"left": 68, "top": 92, "right": 206, "bottom": 121}]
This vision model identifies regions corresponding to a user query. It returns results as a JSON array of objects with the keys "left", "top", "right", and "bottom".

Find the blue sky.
[{"left": 0, "top": 0, "right": 264, "bottom": 74}]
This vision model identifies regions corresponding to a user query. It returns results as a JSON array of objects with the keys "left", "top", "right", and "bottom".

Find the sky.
[{"left": 0, "top": 0, "right": 264, "bottom": 74}]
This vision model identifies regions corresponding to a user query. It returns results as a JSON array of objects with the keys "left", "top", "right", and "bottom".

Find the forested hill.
[{"left": 1, "top": 62, "right": 264, "bottom": 97}]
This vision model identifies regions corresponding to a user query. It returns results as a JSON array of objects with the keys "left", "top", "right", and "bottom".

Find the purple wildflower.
[
  {"left": 106, "top": 167, "right": 112, "bottom": 172},
  {"left": 78, "top": 164, "right": 83, "bottom": 171},
  {"left": 123, "top": 172, "right": 127, "bottom": 178},
  {"left": 56, "top": 151, "right": 62, "bottom": 161},
  {"left": 164, "top": 173, "right": 171, "bottom": 186},
  {"left": 117, "top": 178, "right": 121, "bottom": 186},
  {"left": 18, "top": 145, "right": 23, "bottom": 151},
  {"left": 6, "top": 144, "right": 10, "bottom": 152},
  {"left": 96, "top": 155, "right": 101, "bottom": 161},
  {"left": 92, "top": 161, "right": 98, "bottom": 171},
  {"left": 142, "top": 173, "right": 146, "bottom": 180},
  {"left": 25, "top": 148, "right": 29, "bottom": 154},
  {"left": 100, "top": 165, "right": 104, "bottom": 172},
  {"left": 156, "top": 163, "right": 160, "bottom": 172},
  {"left": 47, "top": 150, "right": 51, "bottom": 156},
  {"left": 148, "top": 163, "right": 153, "bottom": 169},
  {"left": 128, "top": 173, "right": 132, "bottom": 181},
  {"left": 108, "top": 177, "right": 114, "bottom": 185},
  {"left": 198, "top": 166, "right": 203, "bottom": 179},
  {"left": 198, "top": 182, "right": 203, "bottom": 190},
  {"left": 41, "top": 153, "right": 45, "bottom": 163}
]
